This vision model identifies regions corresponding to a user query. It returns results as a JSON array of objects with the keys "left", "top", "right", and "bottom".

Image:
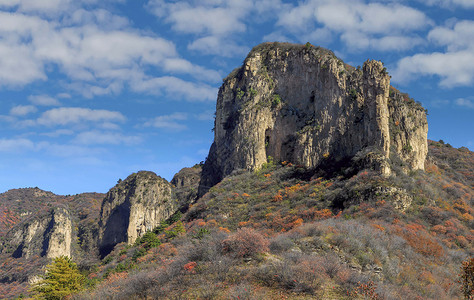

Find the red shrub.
[{"left": 222, "top": 228, "right": 269, "bottom": 258}]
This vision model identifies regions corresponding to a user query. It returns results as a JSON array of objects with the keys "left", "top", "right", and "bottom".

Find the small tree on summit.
[{"left": 31, "top": 256, "right": 85, "bottom": 299}]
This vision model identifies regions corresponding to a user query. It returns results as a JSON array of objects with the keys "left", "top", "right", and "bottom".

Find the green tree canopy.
[{"left": 31, "top": 256, "right": 85, "bottom": 300}]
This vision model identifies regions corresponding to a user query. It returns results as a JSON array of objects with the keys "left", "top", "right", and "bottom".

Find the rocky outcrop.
[
  {"left": 387, "top": 88, "right": 428, "bottom": 170},
  {"left": 98, "top": 171, "right": 176, "bottom": 257},
  {"left": 200, "top": 42, "right": 428, "bottom": 194},
  {"left": 171, "top": 165, "right": 202, "bottom": 208},
  {"left": 2, "top": 207, "right": 73, "bottom": 259}
]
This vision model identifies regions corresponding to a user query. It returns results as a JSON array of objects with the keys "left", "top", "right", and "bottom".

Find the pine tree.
[{"left": 31, "top": 256, "right": 85, "bottom": 300}]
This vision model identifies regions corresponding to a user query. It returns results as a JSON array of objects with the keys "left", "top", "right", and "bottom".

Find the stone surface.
[
  {"left": 2, "top": 207, "right": 73, "bottom": 259},
  {"left": 98, "top": 171, "right": 176, "bottom": 257},
  {"left": 171, "top": 165, "right": 202, "bottom": 208},
  {"left": 200, "top": 42, "right": 428, "bottom": 194}
]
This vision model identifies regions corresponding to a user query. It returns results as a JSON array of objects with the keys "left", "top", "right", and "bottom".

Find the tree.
[{"left": 31, "top": 256, "right": 85, "bottom": 300}]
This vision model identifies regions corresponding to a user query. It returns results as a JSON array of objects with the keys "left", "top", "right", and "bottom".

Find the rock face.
[
  {"left": 98, "top": 171, "right": 176, "bottom": 257},
  {"left": 2, "top": 207, "right": 73, "bottom": 259},
  {"left": 200, "top": 42, "right": 428, "bottom": 193},
  {"left": 171, "top": 165, "right": 202, "bottom": 208}
]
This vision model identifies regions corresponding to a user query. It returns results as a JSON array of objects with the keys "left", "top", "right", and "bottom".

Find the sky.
[{"left": 0, "top": 0, "right": 473, "bottom": 195}]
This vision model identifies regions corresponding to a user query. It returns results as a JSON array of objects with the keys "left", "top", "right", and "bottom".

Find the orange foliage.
[
  {"left": 219, "top": 227, "right": 231, "bottom": 233},
  {"left": 242, "top": 193, "right": 250, "bottom": 197},
  {"left": 183, "top": 261, "right": 197, "bottom": 273},
  {"left": 272, "top": 193, "right": 283, "bottom": 202},
  {"left": 431, "top": 225, "right": 447, "bottom": 235},
  {"left": 238, "top": 221, "right": 249, "bottom": 227},
  {"left": 372, "top": 224, "right": 385, "bottom": 231},
  {"left": 105, "top": 272, "right": 128, "bottom": 284},
  {"left": 158, "top": 243, "right": 178, "bottom": 256}
]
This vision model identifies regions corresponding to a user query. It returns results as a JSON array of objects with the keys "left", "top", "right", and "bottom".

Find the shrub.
[
  {"left": 222, "top": 228, "right": 269, "bottom": 258},
  {"left": 269, "top": 235, "right": 294, "bottom": 253}
]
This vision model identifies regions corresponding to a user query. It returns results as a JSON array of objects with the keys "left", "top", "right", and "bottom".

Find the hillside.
[
  {"left": 0, "top": 190, "right": 104, "bottom": 298},
  {"left": 72, "top": 140, "right": 473, "bottom": 299}
]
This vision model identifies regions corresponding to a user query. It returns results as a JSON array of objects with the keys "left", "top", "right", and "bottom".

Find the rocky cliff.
[
  {"left": 98, "top": 171, "right": 177, "bottom": 257},
  {"left": 200, "top": 42, "right": 428, "bottom": 193},
  {"left": 171, "top": 164, "right": 202, "bottom": 208},
  {"left": 2, "top": 207, "right": 73, "bottom": 259}
]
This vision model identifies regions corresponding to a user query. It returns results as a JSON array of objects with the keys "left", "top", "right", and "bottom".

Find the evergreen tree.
[{"left": 31, "top": 256, "right": 85, "bottom": 300}]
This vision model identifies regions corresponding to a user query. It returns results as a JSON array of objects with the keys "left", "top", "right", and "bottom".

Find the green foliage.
[
  {"left": 272, "top": 94, "right": 281, "bottom": 107},
  {"left": 30, "top": 256, "right": 85, "bottom": 300},
  {"left": 165, "top": 221, "right": 186, "bottom": 239},
  {"left": 305, "top": 42, "right": 312, "bottom": 50},
  {"left": 101, "top": 255, "right": 113, "bottom": 265},
  {"left": 132, "top": 247, "right": 147, "bottom": 262},
  {"left": 402, "top": 144, "right": 413, "bottom": 153},
  {"left": 349, "top": 88, "right": 358, "bottom": 100},
  {"left": 169, "top": 211, "right": 183, "bottom": 223},
  {"left": 137, "top": 231, "right": 161, "bottom": 250},
  {"left": 193, "top": 228, "right": 210, "bottom": 240},
  {"left": 249, "top": 88, "right": 258, "bottom": 97},
  {"left": 153, "top": 220, "right": 170, "bottom": 234},
  {"left": 236, "top": 88, "right": 244, "bottom": 100}
]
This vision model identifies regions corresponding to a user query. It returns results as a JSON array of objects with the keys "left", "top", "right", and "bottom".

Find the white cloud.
[
  {"left": 36, "top": 141, "right": 105, "bottom": 157},
  {"left": 418, "top": 0, "right": 474, "bottom": 9},
  {"left": 37, "top": 107, "right": 126, "bottom": 126},
  {"left": 146, "top": 0, "right": 278, "bottom": 57},
  {"left": 393, "top": 50, "right": 474, "bottom": 87},
  {"left": 0, "top": 6, "right": 219, "bottom": 98},
  {"left": 394, "top": 19, "right": 474, "bottom": 87},
  {"left": 162, "top": 58, "right": 221, "bottom": 82},
  {"left": 188, "top": 36, "right": 249, "bottom": 57},
  {"left": 428, "top": 20, "right": 474, "bottom": 51},
  {"left": 456, "top": 98, "right": 474, "bottom": 109},
  {"left": 0, "top": 138, "right": 35, "bottom": 152},
  {"left": 41, "top": 129, "right": 74, "bottom": 137},
  {"left": 132, "top": 76, "right": 217, "bottom": 102},
  {"left": 28, "top": 95, "right": 61, "bottom": 106},
  {"left": 10, "top": 105, "right": 37, "bottom": 116},
  {"left": 144, "top": 112, "right": 188, "bottom": 131},
  {"left": 275, "top": 0, "right": 431, "bottom": 52},
  {"left": 147, "top": 0, "right": 251, "bottom": 36},
  {"left": 74, "top": 130, "right": 142, "bottom": 145}
]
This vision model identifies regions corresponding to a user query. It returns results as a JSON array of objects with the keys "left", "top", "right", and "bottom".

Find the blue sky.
[{"left": 0, "top": 0, "right": 473, "bottom": 195}]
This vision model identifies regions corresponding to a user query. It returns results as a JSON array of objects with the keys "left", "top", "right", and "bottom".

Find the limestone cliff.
[
  {"left": 2, "top": 207, "right": 73, "bottom": 259},
  {"left": 98, "top": 171, "right": 176, "bottom": 257},
  {"left": 171, "top": 165, "right": 202, "bottom": 208},
  {"left": 200, "top": 42, "right": 428, "bottom": 193}
]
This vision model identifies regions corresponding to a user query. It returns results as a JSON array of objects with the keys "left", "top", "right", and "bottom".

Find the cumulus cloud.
[
  {"left": 0, "top": 5, "right": 219, "bottom": 98},
  {"left": 10, "top": 105, "right": 37, "bottom": 116},
  {"left": 393, "top": 19, "right": 474, "bottom": 87},
  {"left": 0, "top": 138, "right": 35, "bottom": 152},
  {"left": 146, "top": 0, "right": 283, "bottom": 56},
  {"left": 37, "top": 107, "right": 126, "bottom": 126},
  {"left": 418, "top": 0, "right": 474, "bottom": 9},
  {"left": 144, "top": 112, "right": 188, "bottom": 131},
  {"left": 274, "top": 0, "right": 431, "bottom": 52},
  {"left": 28, "top": 95, "right": 61, "bottom": 106},
  {"left": 132, "top": 76, "right": 217, "bottom": 102}
]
